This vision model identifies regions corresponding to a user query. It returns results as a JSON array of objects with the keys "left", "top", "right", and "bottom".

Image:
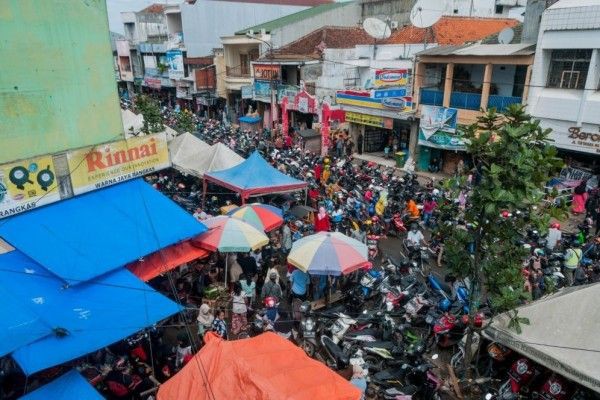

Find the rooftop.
[
  {"left": 417, "top": 43, "right": 535, "bottom": 57},
  {"left": 139, "top": 3, "right": 166, "bottom": 13},
  {"left": 549, "top": 0, "right": 600, "bottom": 9},
  {"left": 481, "top": 23, "right": 523, "bottom": 44},
  {"left": 235, "top": 2, "right": 347, "bottom": 35},
  {"left": 385, "top": 16, "right": 520, "bottom": 45}
]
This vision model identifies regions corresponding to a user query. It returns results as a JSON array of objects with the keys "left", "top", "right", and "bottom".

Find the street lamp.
[{"left": 245, "top": 32, "right": 277, "bottom": 131}]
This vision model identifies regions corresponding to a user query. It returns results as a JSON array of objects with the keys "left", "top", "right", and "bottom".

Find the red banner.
[
  {"left": 281, "top": 96, "right": 289, "bottom": 140},
  {"left": 321, "top": 102, "right": 331, "bottom": 156}
]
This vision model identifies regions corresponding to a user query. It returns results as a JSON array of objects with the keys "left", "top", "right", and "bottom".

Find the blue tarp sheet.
[
  {"left": 20, "top": 370, "right": 103, "bottom": 400},
  {"left": 238, "top": 115, "right": 261, "bottom": 123},
  {"left": 0, "top": 250, "right": 181, "bottom": 375},
  {"left": 0, "top": 179, "right": 207, "bottom": 285},
  {"left": 205, "top": 151, "right": 307, "bottom": 198}
]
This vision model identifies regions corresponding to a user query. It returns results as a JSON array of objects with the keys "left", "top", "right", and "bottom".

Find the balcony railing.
[
  {"left": 450, "top": 91, "right": 482, "bottom": 111},
  {"left": 488, "top": 95, "right": 522, "bottom": 112},
  {"left": 420, "top": 88, "right": 444, "bottom": 106},
  {"left": 226, "top": 66, "right": 251, "bottom": 78}
]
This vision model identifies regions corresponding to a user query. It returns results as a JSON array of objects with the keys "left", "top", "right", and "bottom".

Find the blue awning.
[
  {"left": 20, "top": 370, "right": 103, "bottom": 400},
  {"left": 0, "top": 179, "right": 207, "bottom": 285},
  {"left": 239, "top": 115, "right": 261, "bottom": 123},
  {"left": 0, "top": 250, "right": 181, "bottom": 375}
]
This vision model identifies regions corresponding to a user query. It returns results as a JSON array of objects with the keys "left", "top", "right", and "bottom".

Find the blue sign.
[
  {"left": 253, "top": 80, "right": 276, "bottom": 101},
  {"left": 373, "top": 88, "right": 408, "bottom": 99}
]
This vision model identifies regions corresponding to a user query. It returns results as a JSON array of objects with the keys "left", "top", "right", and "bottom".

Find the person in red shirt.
[
  {"left": 314, "top": 206, "right": 331, "bottom": 232},
  {"left": 308, "top": 186, "right": 320, "bottom": 208},
  {"left": 314, "top": 163, "right": 323, "bottom": 181}
]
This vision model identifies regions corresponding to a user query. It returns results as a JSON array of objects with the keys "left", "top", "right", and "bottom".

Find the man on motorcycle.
[{"left": 407, "top": 223, "right": 425, "bottom": 248}]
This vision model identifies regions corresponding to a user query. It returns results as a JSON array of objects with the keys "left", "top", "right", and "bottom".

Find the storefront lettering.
[
  {"left": 568, "top": 126, "right": 600, "bottom": 142},
  {"left": 86, "top": 138, "right": 158, "bottom": 172}
]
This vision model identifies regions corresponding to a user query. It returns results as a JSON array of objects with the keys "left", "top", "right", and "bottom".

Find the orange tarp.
[
  {"left": 127, "top": 240, "right": 209, "bottom": 281},
  {"left": 157, "top": 332, "right": 361, "bottom": 400}
]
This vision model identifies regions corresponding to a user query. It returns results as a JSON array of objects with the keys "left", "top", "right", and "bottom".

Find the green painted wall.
[{"left": 0, "top": 0, "right": 124, "bottom": 163}]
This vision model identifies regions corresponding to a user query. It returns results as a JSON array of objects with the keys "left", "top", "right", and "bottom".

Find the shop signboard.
[
  {"left": 253, "top": 80, "right": 274, "bottom": 102},
  {"left": 290, "top": 82, "right": 318, "bottom": 114},
  {"left": 345, "top": 111, "right": 393, "bottom": 129},
  {"left": 373, "top": 88, "right": 408, "bottom": 99},
  {"left": 336, "top": 90, "right": 413, "bottom": 113},
  {"left": 144, "top": 77, "right": 162, "bottom": 89},
  {"left": 253, "top": 64, "right": 280, "bottom": 81},
  {"left": 0, "top": 155, "right": 61, "bottom": 219},
  {"left": 277, "top": 85, "right": 299, "bottom": 104},
  {"left": 241, "top": 85, "right": 253, "bottom": 99},
  {"left": 418, "top": 105, "right": 465, "bottom": 150},
  {"left": 548, "top": 121, "right": 600, "bottom": 155},
  {"left": 166, "top": 50, "right": 184, "bottom": 79},
  {"left": 67, "top": 133, "right": 170, "bottom": 195},
  {"left": 374, "top": 69, "right": 410, "bottom": 88}
]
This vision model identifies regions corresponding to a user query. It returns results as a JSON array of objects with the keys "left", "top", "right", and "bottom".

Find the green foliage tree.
[
  {"left": 135, "top": 94, "right": 164, "bottom": 134},
  {"left": 438, "top": 105, "right": 564, "bottom": 378},
  {"left": 175, "top": 109, "right": 196, "bottom": 133}
]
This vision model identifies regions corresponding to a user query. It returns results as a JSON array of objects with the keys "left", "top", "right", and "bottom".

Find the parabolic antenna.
[
  {"left": 363, "top": 17, "right": 391, "bottom": 40},
  {"left": 498, "top": 27, "right": 515, "bottom": 44},
  {"left": 410, "top": 0, "right": 445, "bottom": 29}
]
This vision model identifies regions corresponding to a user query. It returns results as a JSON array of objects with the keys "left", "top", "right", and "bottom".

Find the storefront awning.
[
  {"left": 21, "top": 370, "right": 103, "bottom": 400},
  {"left": 0, "top": 179, "right": 207, "bottom": 285},
  {"left": 127, "top": 240, "right": 209, "bottom": 281}
]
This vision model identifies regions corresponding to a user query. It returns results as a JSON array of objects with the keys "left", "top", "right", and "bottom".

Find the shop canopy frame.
[{"left": 203, "top": 151, "right": 307, "bottom": 204}]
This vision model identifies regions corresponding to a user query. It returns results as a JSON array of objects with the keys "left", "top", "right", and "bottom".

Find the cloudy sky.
[{"left": 106, "top": 0, "right": 181, "bottom": 33}]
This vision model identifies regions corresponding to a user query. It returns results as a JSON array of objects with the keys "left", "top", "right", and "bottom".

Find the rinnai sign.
[{"left": 67, "top": 133, "right": 170, "bottom": 195}]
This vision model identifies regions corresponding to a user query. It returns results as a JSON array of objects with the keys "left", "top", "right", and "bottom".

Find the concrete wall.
[
  {"left": 491, "top": 64, "right": 517, "bottom": 96},
  {"left": 269, "top": 3, "right": 362, "bottom": 50},
  {"left": 0, "top": 0, "right": 123, "bottom": 163},
  {"left": 181, "top": 1, "right": 310, "bottom": 57}
]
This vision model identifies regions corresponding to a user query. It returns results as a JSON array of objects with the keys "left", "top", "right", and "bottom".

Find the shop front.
[
  {"left": 417, "top": 105, "right": 468, "bottom": 174},
  {"left": 542, "top": 119, "right": 600, "bottom": 173},
  {"left": 279, "top": 82, "right": 319, "bottom": 134}
]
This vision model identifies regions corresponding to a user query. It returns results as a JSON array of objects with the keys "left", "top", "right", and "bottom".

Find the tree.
[
  {"left": 135, "top": 94, "right": 164, "bottom": 134},
  {"left": 438, "top": 105, "right": 564, "bottom": 381},
  {"left": 175, "top": 109, "right": 196, "bottom": 133}
]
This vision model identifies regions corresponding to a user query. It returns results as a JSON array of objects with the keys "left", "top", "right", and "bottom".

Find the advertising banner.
[
  {"left": 241, "top": 85, "right": 253, "bottom": 99},
  {"left": 336, "top": 91, "right": 413, "bottom": 113},
  {"left": 321, "top": 102, "right": 331, "bottom": 156},
  {"left": 345, "top": 111, "right": 393, "bottom": 129},
  {"left": 253, "top": 64, "right": 280, "bottom": 81},
  {"left": 0, "top": 156, "right": 61, "bottom": 219},
  {"left": 282, "top": 96, "right": 289, "bottom": 140},
  {"left": 67, "top": 133, "right": 170, "bottom": 195},
  {"left": 292, "top": 82, "right": 318, "bottom": 114},
  {"left": 546, "top": 120, "right": 600, "bottom": 155},
  {"left": 166, "top": 50, "right": 184, "bottom": 79},
  {"left": 253, "top": 80, "right": 273, "bottom": 101},
  {"left": 144, "top": 77, "right": 162, "bottom": 89},
  {"left": 418, "top": 105, "right": 465, "bottom": 150},
  {"left": 374, "top": 69, "right": 410, "bottom": 88}
]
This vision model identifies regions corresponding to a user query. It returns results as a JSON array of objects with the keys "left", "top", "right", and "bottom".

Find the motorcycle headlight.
[{"left": 302, "top": 317, "right": 315, "bottom": 332}]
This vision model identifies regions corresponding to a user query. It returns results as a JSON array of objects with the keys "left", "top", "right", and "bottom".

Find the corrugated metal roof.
[
  {"left": 417, "top": 43, "right": 535, "bottom": 57},
  {"left": 235, "top": 2, "right": 349, "bottom": 35},
  {"left": 550, "top": 0, "right": 600, "bottom": 9}
]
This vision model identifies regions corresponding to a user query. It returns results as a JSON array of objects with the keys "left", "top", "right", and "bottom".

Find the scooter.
[{"left": 497, "top": 357, "right": 539, "bottom": 399}]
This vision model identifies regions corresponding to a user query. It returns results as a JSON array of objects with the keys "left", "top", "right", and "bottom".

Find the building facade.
[{"left": 526, "top": 0, "right": 600, "bottom": 168}]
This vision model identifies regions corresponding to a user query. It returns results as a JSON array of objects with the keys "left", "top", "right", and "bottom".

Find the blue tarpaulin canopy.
[
  {"left": 0, "top": 179, "right": 207, "bottom": 285},
  {"left": 20, "top": 370, "right": 103, "bottom": 400},
  {"left": 204, "top": 151, "right": 307, "bottom": 201},
  {"left": 0, "top": 250, "right": 181, "bottom": 375},
  {"left": 238, "top": 115, "right": 261, "bottom": 124}
]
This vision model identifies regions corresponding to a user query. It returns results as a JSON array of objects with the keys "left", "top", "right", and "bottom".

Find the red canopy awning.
[{"left": 127, "top": 240, "right": 209, "bottom": 281}]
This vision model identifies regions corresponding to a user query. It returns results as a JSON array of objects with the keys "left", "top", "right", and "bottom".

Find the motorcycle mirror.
[
  {"left": 485, "top": 394, "right": 493, "bottom": 400},
  {"left": 431, "top": 354, "right": 439, "bottom": 360}
]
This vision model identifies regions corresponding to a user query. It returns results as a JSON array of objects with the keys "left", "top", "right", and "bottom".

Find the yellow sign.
[
  {"left": 68, "top": 132, "right": 170, "bottom": 195},
  {"left": 345, "top": 112, "right": 393, "bottom": 129},
  {"left": 0, "top": 155, "right": 61, "bottom": 218}
]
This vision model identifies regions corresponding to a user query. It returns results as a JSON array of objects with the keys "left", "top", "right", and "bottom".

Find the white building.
[{"left": 527, "top": 0, "right": 600, "bottom": 161}]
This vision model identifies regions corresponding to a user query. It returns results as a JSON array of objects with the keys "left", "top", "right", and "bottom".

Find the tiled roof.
[
  {"left": 140, "top": 3, "right": 166, "bottom": 14},
  {"left": 235, "top": 2, "right": 346, "bottom": 35},
  {"left": 481, "top": 23, "right": 523, "bottom": 44},
  {"left": 272, "top": 26, "right": 373, "bottom": 58},
  {"left": 385, "top": 16, "right": 520, "bottom": 45}
]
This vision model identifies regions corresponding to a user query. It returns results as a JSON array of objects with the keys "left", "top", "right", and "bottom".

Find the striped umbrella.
[
  {"left": 287, "top": 232, "right": 370, "bottom": 276},
  {"left": 193, "top": 216, "right": 269, "bottom": 253},
  {"left": 227, "top": 203, "right": 283, "bottom": 232}
]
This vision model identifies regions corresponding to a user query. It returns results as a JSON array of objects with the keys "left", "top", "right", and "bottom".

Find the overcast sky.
[{"left": 106, "top": 0, "right": 181, "bottom": 33}]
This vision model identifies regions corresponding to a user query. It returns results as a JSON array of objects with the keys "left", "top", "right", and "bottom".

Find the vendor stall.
[{"left": 238, "top": 115, "right": 262, "bottom": 132}]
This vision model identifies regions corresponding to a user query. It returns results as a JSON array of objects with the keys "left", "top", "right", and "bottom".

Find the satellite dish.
[
  {"left": 410, "top": 0, "right": 445, "bottom": 28},
  {"left": 498, "top": 27, "right": 515, "bottom": 44},
  {"left": 363, "top": 17, "right": 391, "bottom": 40}
]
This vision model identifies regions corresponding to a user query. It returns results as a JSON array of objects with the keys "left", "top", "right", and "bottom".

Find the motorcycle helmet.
[
  {"left": 550, "top": 222, "right": 561, "bottom": 229},
  {"left": 263, "top": 296, "right": 277, "bottom": 308},
  {"left": 438, "top": 298, "right": 451, "bottom": 312},
  {"left": 371, "top": 215, "right": 379, "bottom": 223}
]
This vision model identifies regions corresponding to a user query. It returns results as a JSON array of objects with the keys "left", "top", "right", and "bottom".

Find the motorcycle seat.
[
  {"left": 321, "top": 336, "right": 349, "bottom": 366},
  {"left": 373, "top": 365, "right": 410, "bottom": 382},
  {"left": 319, "top": 305, "right": 346, "bottom": 319},
  {"left": 346, "top": 328, "right": 380, "bottom": 338},
  {"left": 363, "top": 341, "right": 395, "bottom": 350},
  {"left": 384, "top": 385, "right": 418, "bottom": 397}
]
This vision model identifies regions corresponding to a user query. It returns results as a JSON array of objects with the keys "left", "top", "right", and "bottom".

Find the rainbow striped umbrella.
[
  {"left": 287, "top": 232, "right": 370, "bottom": 276},
  {"left": 227, "top": 203, "right": 283, "bottom": 232},
  {"left": 193, "top": 216, "right": 269, "bottom": 253}
]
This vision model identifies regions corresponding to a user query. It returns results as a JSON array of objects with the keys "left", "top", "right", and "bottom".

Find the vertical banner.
[
  {"left": 281, "top": 96, "right": 289, "bottom": 140},
  {"left": 271, "top": 95, "right": 278, "bottom": 129},
  {"left": 166, "top": 50, "right": 184, "bottom": 79},
  {"left": 321, "top": 102, "right": 331, "bottom": 156}
]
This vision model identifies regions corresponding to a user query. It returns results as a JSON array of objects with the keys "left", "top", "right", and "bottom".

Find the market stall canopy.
[
  {"left": 169, "top": 134, "right": 244, "bottom": 178},
  {"left": 127, "top": 240, "right": 209, "bottom": 281},
  {"left": 21, "top": 370, "right": 103, "bottom": 400},
  {"left": 0, "top": 250, "right": 181, "bottom": 375},
  {"left": 227, "top": 203, "right": 283, "bottom": 232},
  {"left": 238, "top": 115, "right": 261, "bottom": 124},
  {"left": 0, "top": 179, "right": 207, "bottom": 285},
  {"left": 192, "top": 216, "right": 269, "bottom": 252},
  {"left": 204, "top": 151, "right": 307, "bottom": 200},
  {"left": 121, "top": 109, "right": 144, "bottom": 135},
  {"left": 484, "top": 284, "right": 600, "bottom": 392},
  {"left": 290, "top": 205, "right": 317, "bottom": 219},
  {"left": 157, "top": 332, "right": 361, "bottom": 400}
]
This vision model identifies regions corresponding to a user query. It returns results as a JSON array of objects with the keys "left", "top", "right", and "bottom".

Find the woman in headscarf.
[
  {"left": 572, "top": 180, "right": 588, "bottom": 214},
  {"left": 314, "top": 206, "right": 331, "bottom": 232},
  {"left": 196, "top": 304, "right": 214, "bottom": 342}
]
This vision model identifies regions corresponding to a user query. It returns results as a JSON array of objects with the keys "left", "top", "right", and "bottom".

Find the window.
[
  {"left": 547, "top": 49, "right": 592, "bottom": 90},
  {"left": 240, "top": 54, "right": 249, "bottom": 75},
  {"left": 495, "top": 5, "right": 504, "bottom": 14}
]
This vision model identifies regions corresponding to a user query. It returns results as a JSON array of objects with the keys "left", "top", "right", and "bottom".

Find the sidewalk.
[{"left": 352, "top": 152, "right": 450, "bottom": 183}]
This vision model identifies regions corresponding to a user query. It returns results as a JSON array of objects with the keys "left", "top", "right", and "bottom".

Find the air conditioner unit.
[{"left": 390, "top": 21, "right": 399, "bottom": 29}]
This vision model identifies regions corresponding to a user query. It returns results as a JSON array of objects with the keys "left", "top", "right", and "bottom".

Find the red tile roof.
[
  {"left": 385, "top": 16, "right": 520, "bottom": 45},
  {"left": 140, "top": 3, "right": 166, "bottom": 13},
  {"left": 275, "top": 26, "right": 374, "bottom": 58}
]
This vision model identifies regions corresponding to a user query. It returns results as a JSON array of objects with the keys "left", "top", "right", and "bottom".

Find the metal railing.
[
  {"left": 450, "top": 91, "right": 482, "bottom": 111},
  {"left": 420, "top": 88, "right": 444, "bottom": 106},
  {"left": 226, "top": 66, "right": 251, "bottom": 78},
  {"left": 487, "top": 95, "right": 522, "bottom": 112}
]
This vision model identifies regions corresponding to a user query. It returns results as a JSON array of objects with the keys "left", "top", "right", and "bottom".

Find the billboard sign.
[
  {"left": 0, "top": 155, "right": 61, "bottom": 219},
  {"left": 166, "top": 50, "right": 184, "bottom": 79},
  {"left": 374, "top": 69, "right": 410, "bottom": 88},
  {"left": 253, "top": 64, "right": 280, "bottom": 81},
  {"left": 67, "top": 133, "right": 170, "bottom": 195},
  {"left": 418, "top": 105, "right": 464, "bottom": 150}
]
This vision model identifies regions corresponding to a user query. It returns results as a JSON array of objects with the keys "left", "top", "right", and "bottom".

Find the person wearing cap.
[
  {"left": 563, "top": 240, "right": 582, "bottom": 286},
  {"left": 546, "top": 223, "right": 562, "bottom": 251}
]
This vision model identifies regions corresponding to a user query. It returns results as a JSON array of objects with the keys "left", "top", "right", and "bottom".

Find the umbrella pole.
[{"left": 224, "top": 254, "right": 228, "bottom": 288}]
